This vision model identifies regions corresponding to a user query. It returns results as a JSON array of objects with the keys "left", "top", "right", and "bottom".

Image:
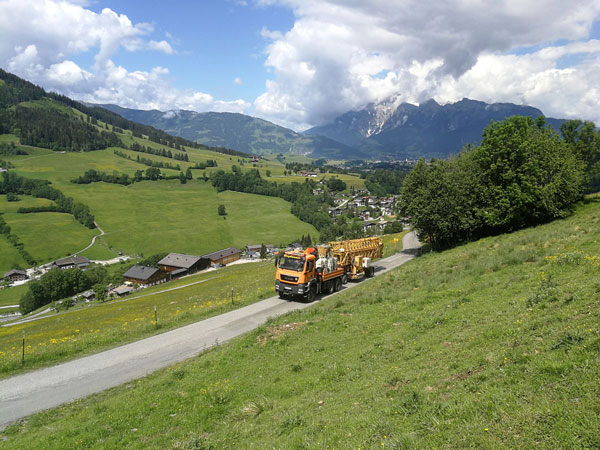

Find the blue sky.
[
  {"left": 1, "top": 0, "right": 599, "bottom": 130},
  {"left": 87, "top": 1, "right": 293, "bottom": 101}
]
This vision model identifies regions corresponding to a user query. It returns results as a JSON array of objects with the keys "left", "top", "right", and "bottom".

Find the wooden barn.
[
  {"left": 157, "top": 253, "right": 209, "bottom": 277},
  {"left": 122, "top": 265, "right": 168, "bottom": 286},
  {"left": 202, "top": 247, "right": 242, "bottom": 265}
]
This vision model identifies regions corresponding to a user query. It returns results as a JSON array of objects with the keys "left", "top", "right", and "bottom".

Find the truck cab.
[{"left": 275, "top": 251, "right": 318, "bottom": 300}]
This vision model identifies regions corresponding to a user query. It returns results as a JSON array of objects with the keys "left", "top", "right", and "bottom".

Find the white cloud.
[
  {"left": 0, "top": 0, "right": 249, "bottom": 115},
  {"left": 254, "top": 0, "right": 600, "bottom": 129},
  {"left": 148, "top": 40, "right": 175, "bottom": 54},
  {"left": 233, "top": 77, "right": 243, "bottom": 85}
]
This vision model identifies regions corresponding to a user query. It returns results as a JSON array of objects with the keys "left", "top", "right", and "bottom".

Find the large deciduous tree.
[{"left": 400, "top": 116, "right": 586, "bottom": 250}]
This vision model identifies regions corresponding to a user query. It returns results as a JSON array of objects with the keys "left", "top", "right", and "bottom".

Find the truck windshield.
[{"left": 279, "top": 256, "right": 305, "bottom": 272}]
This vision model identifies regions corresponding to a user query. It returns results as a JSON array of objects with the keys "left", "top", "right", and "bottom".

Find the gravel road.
[{"left": 0, "top": 232, "right": 420, "bottom": 429}]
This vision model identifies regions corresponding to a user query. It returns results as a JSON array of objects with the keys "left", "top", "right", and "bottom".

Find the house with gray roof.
[
  {"left": 202, "top": 247, "right": 241, "bottom": 265},
  {"left": 52, "top": 256, "right": 91, "bottom": 270},
  {"left": 158, "top": 253, "right": 209, "bottom": 277},
  {"left": 123, "top": 265, "right": 168, "bottom": 286},
  {"left": 3, "top": 269, "right": 28, "bottom": 282}
]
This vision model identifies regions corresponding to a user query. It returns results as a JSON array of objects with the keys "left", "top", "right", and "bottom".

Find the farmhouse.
[
  {"left": 123, "top": 265, "right": 168, "bottom": 286},
  {"left": 158, "top": 253, "right": 209, "bottom": 277},
  {"left": 0, "top": 168, "right": 8, "bottom": 173},
  {"left": 52, "top": 256, "right": 91, "bottom": 270},
  {"left": 202, "top": 247, "right": 242, "bottom": 265},
  {"left": 3, "top": 269, "right": 28, "bottom": 282}
]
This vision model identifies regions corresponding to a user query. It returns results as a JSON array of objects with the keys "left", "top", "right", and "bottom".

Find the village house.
[
  {"left": 3, "top": 269, "right": 28, "bottom": 283},
  {"left": 202, "top": 247, "right": 242, "bottom": 265},
  {"left": 362, "top": 221, "right": 377, "bottom": 233},
  {"left": 123, "top": 265, "right": 169, "bottom": 286},
  {"left": 0, "top": 168, "right": 8, "bottom": 173},
  {"left": 312, "top": 188, "right": 324, "bottom": 196},
  {"left": 246, "top": 251, "right": 261, "bottom": 260},
  {"left": 52, "top": 256, "right": 91, "bottom": 270},
  {"left": 246, "top": 244, "right": 275, "bottom": 254},
  {"left": 158, "top": 253, "right": 209, "bottom": 278},
  {"left": 359, "top": 210, "right": 371, "bottom": 220},
  {"left": 110, "top": 285, "right": 133, "bottom": 297},
  {"left": 381, "top": 206, "right": 395, "bottom": 216},
  {"left": 72, "top": 289, "right": 96, "bottom": 303},
  {"left": 327, "top": 207, "right": 344, "bottom": 216}
]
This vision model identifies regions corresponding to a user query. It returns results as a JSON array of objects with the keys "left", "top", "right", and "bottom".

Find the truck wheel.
[
  {"left": 335, "top": 278, "right": 342, "bottom": 292},
  {"left": 278, "top": 291, "right": 286, "bottom": 299},
  {"left": 326, "top": 281, "right": 334, "bottom": 295},
  {"left": 307, "top": 285, "right": 317, "bottom": 302},
  {"left": 342, "top": 274, "right": 348, "bottom": 285}
]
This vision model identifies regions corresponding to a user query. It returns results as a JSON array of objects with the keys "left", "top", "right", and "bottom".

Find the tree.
[
  {"left": 266, "top": 170, "right": 271, "bottom": 177},
  {"left": 179, "top": 171, "right": 187, "bottom": 184},
  {"left": 260, "top": 244, "right": 267, "bottom": 259},
  {"left": 218, "top": 204, "right": 227, "bottom": 216},
  {"left": 94, "top": 283, "right": 107, "bottom": 302},
  {"left": 145, "top": 167, "right": 161, "bottom": 180},
  {"left": 185, "top": 167, "right": 193, "bottom": 180},
  {"left": 400, "top": 116, "right": 586, "bottom": 250},
  {"left": 327, "top": 177, "right": 346, "bottom": 191}
]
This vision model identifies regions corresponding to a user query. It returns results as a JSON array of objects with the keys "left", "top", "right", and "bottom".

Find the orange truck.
[{"left": 275, "top": 237, "right": 383, "bottom": 301}]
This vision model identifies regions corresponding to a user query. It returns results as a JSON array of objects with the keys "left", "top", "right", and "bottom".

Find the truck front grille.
[{"left": 281, "top": 274, "right": 298, "bottom": 283}]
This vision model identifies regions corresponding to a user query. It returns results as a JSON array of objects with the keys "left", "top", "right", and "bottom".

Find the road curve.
[{"left": 0, "top": 232, "right": 420, "bottom": 429}]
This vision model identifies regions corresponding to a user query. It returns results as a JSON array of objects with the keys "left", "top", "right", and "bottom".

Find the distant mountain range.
[
  {"left": 101, "top": 98, "right": 567, "bottom": 160},
  {"left": 98, "top": 104, "right": 365, "bottom": 159},
  {"left": 305, "top": 97, "right": 566, "bottom": 159}
]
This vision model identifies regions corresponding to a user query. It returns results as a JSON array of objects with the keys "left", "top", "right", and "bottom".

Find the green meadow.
[
  {"left": 3, "top": 198, "right": 598, "bottom": 448},
  {"left": 3, "top": 212, "right": 99, "bottom": 263},
  {"left": 1, "top": 141, "right": 321, "bottom": 270},
  {"left": 0, "top": 237, "right": 26, "bottom": 276}
]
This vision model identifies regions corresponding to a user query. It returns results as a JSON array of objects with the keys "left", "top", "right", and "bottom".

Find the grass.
[
  {"left": 0, "top": 236, "right": 27, "bottom": 275},
  {"left": 3, "top": 146, "right": 319, "bottom": 260},
  {"left": 2, "top": 212, "right": 99, "bottom": 264},
  {"left": 3, "top": 199, "right": 598, "bottom": 448},
  {"left": 0, "top": 261, "right": 276, "bottom": 377},
  {"left": 0, "top": 284, "right": 28, "bottom": 308}
]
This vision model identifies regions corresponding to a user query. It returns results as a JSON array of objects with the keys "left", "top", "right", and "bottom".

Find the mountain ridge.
[
  {"left": 99, "top": 98, "right": 568, "bottom": 161},
  {"left": 98, "top": 104, "right": 366, "bottom": 159},
  {"left": 305, "top": 97, "right": 567, "bottom": 159}
]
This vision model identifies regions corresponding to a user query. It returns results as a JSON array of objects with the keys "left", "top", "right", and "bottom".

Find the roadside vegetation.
[
  {"left": 0, "top": 261, "right": 276, "bottom": 377},
  {"left": 2, "top": 198, "right": 598, "bottom": 448},
  {"left": 401, "top": 116, "right": 599, "bottom": 250},
  {"left": 0, "top": 233, "right": 405, "bottom": 377}
]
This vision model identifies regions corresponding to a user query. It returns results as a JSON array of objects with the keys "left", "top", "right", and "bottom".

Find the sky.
[{"left": 1, "top": 0, "right": 599, "bottom": 131}]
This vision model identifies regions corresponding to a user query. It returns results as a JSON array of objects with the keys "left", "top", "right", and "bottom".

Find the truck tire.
[
  {"left": 278, "top": 291, "right": 286, "bottom": 299},
  {"left": 335, "top": 278, "right": 342, "bottom": 292},
  {"left": 307, "top": 285, "right": 317, "bottom": 303},
  {"left": 365, "top": 267, "right": 375, "bottom": 278},
  {"left": 342, "top": 274, "right": 348, "bottom": 285},
  {"left": 326, "top": 281, "right": 334, "bottom": 295}
]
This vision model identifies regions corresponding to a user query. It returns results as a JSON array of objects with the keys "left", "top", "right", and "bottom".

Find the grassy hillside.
[
  {"left": 3, "top": 200, "right": 598, "bottom": 448},
  {"left": 0, "top": 231, "right": 405, "bottom": 375},
  {"left": 1, "top": 145, "right": 322, "bottom": 269}
]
